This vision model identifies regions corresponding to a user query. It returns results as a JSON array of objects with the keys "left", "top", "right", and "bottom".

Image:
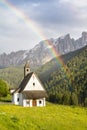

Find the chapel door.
[{"left": 32, "top": 100, "right": 36, "bottom": 106}]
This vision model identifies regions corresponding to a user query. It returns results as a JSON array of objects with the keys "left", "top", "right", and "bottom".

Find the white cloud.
[
  {"left": 59, "top": 0, "right": 87, "bottom": 7},
  {"left": 71, "top": 0, "right": 87, "bottom": 7},
  {"left": 32, "top": 3, "right": 40, "bottom": 7},
  {"left": 0, "top": 0, "right": 87, "bottom": 53},
  {"left": 0, "top": 6, "right": 41, "bottom": 53}
]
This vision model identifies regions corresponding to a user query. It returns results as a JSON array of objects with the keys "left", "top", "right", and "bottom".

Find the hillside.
[
  {"left": 0, "top": 103, "right": 87, "bottom": 130},
  {"left": 0, "top": 67, "right": 23, "bottom": 88},
  {"left": 0, "top": 45, "right": 87, "bottom": 89},
  {"left": 41, "top": 45, "right": 87, "bottom": 106},
  {"left": 0, "top": 46, "right": 85, "bottom": 89},
  {"left": 37, "top": 45, "right": 87, "bottom": 83}
]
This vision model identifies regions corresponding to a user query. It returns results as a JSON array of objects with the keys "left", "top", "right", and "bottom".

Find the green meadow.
[{"left": 0, "top": 103, "right": 87, "bottom": 130}]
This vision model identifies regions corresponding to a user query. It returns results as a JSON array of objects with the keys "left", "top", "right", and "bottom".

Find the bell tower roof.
[
  {"left": 24, "top": 61, "right": 30, "bottom": 68},
  {"left": 24, "top": 61, "right": 30, "bottom": 77}
]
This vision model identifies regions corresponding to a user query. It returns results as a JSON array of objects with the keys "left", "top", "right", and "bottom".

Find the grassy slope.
[{"left": 0, "top": 103, "right": 87, "bottom": 130}]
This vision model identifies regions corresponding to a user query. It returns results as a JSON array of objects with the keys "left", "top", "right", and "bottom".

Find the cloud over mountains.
[{"left": 0, "top": 0, "right": 87, "bottom": 53}]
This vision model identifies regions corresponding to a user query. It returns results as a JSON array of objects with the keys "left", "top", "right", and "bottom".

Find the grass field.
[{"left": 0, "top": 103, "right": 87, "bottom": 130}]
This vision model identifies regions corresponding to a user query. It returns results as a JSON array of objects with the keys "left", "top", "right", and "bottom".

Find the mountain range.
[{"left": 0, "top": 31, "right": 87, "bottom": 68}]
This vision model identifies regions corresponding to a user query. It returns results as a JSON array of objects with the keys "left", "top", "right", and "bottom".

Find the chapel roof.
[
  {"left": 13, "top": 71, "right": 47, "bottom": 98},
  {"left": 15, "top": 72, "right": 33, "bottom": 93},
  {"left": 22, "top": 90, "right": 47, "bottom": 99}
]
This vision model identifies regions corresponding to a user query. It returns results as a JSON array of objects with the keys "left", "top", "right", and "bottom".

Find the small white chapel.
[{"left": 12, "top": 62, "right": 47, "bottom": 107}]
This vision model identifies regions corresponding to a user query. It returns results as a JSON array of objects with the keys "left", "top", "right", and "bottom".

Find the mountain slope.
[
  {"left": 0, "top": 67, "right": 23, "bottom": 88},
  {"left": 0, "top": 45, "right": 86, "bottom": 89},
  {"left": 37, "top": 45, "right": 87, "bottom": 84},
  {"left": 0, "top": 32, "right": 87, "bottom": 68},
  {"left": 41, "top": 45, "right": 87, "bottom": 106}
]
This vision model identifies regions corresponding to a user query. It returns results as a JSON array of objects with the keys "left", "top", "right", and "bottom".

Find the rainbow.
[{"left": 0, "top": 0, "right": 70, "bottom": 81}]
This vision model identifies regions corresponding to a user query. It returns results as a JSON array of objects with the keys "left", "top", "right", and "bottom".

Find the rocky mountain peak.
[
  {"left": 82, "top": 32, "right": 87, "bottom": 41},
  {"left": 64, "top": 34, "right": 70, "bottom": 39},
  {"left": 0, "top": 32, "right": 87, "bottom": 68}
]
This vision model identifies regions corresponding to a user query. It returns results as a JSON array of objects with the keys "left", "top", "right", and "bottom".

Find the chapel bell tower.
[{"left": 24, "top": 61, "right": 30, "bottom": 77}]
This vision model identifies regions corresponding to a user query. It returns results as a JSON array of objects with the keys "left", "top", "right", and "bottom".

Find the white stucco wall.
[
  {"left": 19, "top": 93, "right": 23, "bottom": 106},
  {"left": 37, "top": 98, "right": 46, "bottom": 107},
  {"left": 22, "top": 98, "right": 46, "bottom": 107},
  {"left": 23, "top": 99, "right": 32, "bottom": 107},
  {"left": 23, "top": 99, "right": 26, "bottom": 107},
  {"left": 43, "top": 98, "right": 46, "bottom": 106},
  {"left": 12, "top": 93, "right": 20, "bottom": 105},
  {"left": 24, "top": 73, "right": 44, "bottom": 91},
  {"left": 37, "top": 99, "right": 43, "bottom": 107},
  {"left": 29, "top": 100, "right": 33, "bottom": 107}
]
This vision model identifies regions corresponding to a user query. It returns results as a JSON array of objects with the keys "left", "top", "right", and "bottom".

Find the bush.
[{"left": 0, "top": 79, "right": 9, "bottom": 98}]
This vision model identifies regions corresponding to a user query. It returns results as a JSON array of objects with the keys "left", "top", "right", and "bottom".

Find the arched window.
[
  {"left": 27, "top": 69, "right": 29, "bottom": 71},
  {"left": 33, "top": 83, "right": 35, "bottom": 86},
  {"left": 17, "top": 98, "right": 19, "bottom": 102},
  {"left": 39, "top": 100, "right": 42, "bottom": 104}
]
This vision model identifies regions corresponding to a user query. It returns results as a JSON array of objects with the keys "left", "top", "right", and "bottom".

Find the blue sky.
[{"left": 0, "top": 0, "right": 87, "bottom": 53}]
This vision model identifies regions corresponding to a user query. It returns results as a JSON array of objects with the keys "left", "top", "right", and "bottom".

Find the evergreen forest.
[{"left": 38, "top": 46, "right": 87, "bottom": 106}]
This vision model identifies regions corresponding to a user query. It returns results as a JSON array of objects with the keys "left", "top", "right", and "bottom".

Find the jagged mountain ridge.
[{"left": 0, "top": 32, "right": 87, "bottom": 68}]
